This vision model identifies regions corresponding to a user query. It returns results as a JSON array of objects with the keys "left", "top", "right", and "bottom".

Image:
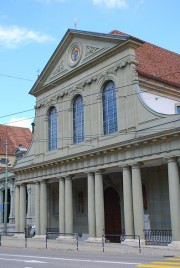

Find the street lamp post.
[{"left": 3, "top": 139, "right": 8, "bottom": 234}]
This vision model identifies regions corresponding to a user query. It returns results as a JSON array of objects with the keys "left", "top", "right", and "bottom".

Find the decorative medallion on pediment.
[{"left": 68, "top": 41, "right": 82, "bottom": 67}]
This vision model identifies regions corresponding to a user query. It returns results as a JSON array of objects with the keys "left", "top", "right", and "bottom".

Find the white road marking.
[
  {"left": 26, "top": 260, "right": 48, "bottom": 263},
  {"left": 0, "top": 253, "right": 140, "bottom": 265},
  {"left": 0, "top": 257, "right": 47, "bottom": 263}
]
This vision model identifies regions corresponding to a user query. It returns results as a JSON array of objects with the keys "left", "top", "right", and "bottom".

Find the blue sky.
[{"left": 0, "top": 0, "right": 179, "bottom": 129}]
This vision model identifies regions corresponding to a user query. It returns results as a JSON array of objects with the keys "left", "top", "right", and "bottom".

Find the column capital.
[
  {"left": 122, "top": 165, "right": 131, "bottom": 171},
  {"left": 86, "top": 172, "right": 95, "bottom": 178},
  {"left": 20, "top": 183, "right": 26, "bottom": 188},
  {"left": 131, "top": 163, "right": 140, "bottom": 169},
  {"left": 94, "top": 170, "right": 103, "bottom": 176},
  {"left": 39, "top": 179, "right": 47, "bottom": 184},
  {"left": 65, "top": 175, "right": 72, "bottom": 180},
  {"left": 166, "top": 156, "right": 178, "bottom": 164},
  {"left": 34, "top": 180, "right": 40, "bottom": 185},
  {"left": 58, "top": 177, "right": 65, "bottom": 182},
  {"left": 131, "top": 162, "right": 144, "bottom": 169}
]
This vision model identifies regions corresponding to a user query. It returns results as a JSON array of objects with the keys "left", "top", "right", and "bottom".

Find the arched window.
[
  {"left": 48, "top": 106, "right": 57, "bottom": 151},
  {"left": 73, "top": 95, "right": 84, "bottom": 144},
  {"left": 102, "top": 81, "right": 118, "bottom": 135}
]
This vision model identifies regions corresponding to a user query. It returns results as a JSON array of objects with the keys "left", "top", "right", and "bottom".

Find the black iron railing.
[
  {"left": 144, "top": 229, "right": 172, "bottom": 246},
  {"left": 46, "top": 228, "right": 59, "bottom": 239}
]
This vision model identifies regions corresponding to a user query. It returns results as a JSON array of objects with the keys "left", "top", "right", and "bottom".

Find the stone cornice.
[
  {"left": 35, "top": 55, "right": 138, "bottom": 110},
  {"left": 14, "top": 128, "right": 180, "bottom": 180},
  {"left": 139, "top": 76, "right": 180, "bottom": 100}
]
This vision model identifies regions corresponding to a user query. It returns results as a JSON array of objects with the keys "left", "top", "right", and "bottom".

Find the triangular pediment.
[
  {"left": 47, "top": 40, "right": 115, "bottom": 82},
  {"left": 30, "top": 29, "right": 130, "bottom": 95}
]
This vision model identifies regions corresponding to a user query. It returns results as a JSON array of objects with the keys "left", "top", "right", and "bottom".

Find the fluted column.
[
  {"left": 15, "top": 185, "right": 20, "bottom": 232},
  {"left": 131, "top": 164, "right": 144, "bottom": 239},
  {"left": 168, "top": 158, "right": 180, "bottom": 241},
  {"left": 123, "top": 166, "right": 134, "bottom": 237},
  {"left": 59, "top": 177, "right": 65, "bottom": 233},
  {"left": 40, "top": 180, "right": 47, "bottom": 235},
  {"left": 19, "top": 184, "right": 26, "bottom": 232},
  {"left": 35, "top": 182, "right": 40, "bottom": 235},
  {"left": 88, "top": 172, "right": 96, "bottom": 238},
  {"left": 65, "top": 176, "right": 73, "bottom": 233},
  {"left": 95, "top": 170, "right": 104, "bottom": 238}
]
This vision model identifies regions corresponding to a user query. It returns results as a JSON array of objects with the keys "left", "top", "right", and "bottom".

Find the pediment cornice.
[{"left": 35, "top": 54, "right": 138, "bottom": 110}]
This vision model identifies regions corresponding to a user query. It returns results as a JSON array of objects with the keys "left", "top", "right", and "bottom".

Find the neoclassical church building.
[{"left": 14, "top": 29, "right": 180, "bottom": 245}]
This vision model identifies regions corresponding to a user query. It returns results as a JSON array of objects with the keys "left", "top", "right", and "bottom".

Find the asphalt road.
[{"left": 0, "top": 247, "right": 169, "bottom": 268}]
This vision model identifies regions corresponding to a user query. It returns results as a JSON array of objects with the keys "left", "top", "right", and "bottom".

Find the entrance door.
[{"left": 104, "top": 187, "right": 121, "bottom": 243}]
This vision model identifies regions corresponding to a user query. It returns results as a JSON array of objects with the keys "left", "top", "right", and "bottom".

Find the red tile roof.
[
  {"left": 0, "top": 166, "right": 13, "bottom": 172},
  {"left": 0, "top": 125, "right": 32, "bottom": 155},
  {"left": 111, "top": 30, "right": 180, "bottom": 88}
]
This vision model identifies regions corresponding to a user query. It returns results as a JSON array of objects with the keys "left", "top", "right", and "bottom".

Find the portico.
[{"left": 14, "top": 151, "right": 180, "bottom": 243}]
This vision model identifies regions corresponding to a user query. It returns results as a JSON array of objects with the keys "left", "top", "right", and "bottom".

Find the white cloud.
[
  {"left": 8, "top": 118, "right": 33, "bottom": 129},
  {"left": 0, "top": 25, "right": 55, "bottom": 49},
  {"left": 92, "top": 0, "right": 128, "bottom": 8}
]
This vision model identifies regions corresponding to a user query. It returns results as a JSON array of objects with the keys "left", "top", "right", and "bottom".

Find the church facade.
[{"left": 14, "top": 29, "right": 180, "bottom": 245}]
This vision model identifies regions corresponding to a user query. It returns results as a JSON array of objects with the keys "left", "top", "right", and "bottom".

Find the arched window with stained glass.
[
  {"left": 102, "top": 81, "right": 118, "bottom": 135},
  {"left": 48, "top": 106, "right": 57, "bottom": 151},
  {"left": 73, "top": 95, "right": 84, "bottom": 144}
]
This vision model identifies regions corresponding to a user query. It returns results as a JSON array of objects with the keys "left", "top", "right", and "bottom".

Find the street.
[{"left": 0, "top": 247, "right": 171, "bottom": 268}]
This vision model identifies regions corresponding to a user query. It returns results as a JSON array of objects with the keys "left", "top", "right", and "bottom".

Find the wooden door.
[{"left": 104, "top": 187, "right": 121, "bottom": 243}]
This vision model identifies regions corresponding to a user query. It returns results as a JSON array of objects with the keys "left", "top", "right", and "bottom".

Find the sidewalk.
[{"left": 0, "top": 235, "right": 179, "bottom": 257}]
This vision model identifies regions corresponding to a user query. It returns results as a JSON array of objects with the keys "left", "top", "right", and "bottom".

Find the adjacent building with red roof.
[
  {"left": 0, "top": 125, "right": 32, "bottom": 172},
  {"left": 0, "top": 125, "right": 32, "bottom": 231}
]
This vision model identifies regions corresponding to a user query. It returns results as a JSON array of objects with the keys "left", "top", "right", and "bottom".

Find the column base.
[
  {"left": 33, "top": 235, "right": 46, "bottom": 239},
  {"left": 122, "top": 238, "right": 145, "bottom": 247},
  {"left": 168, "top": 241, "right": 180, "bottom": 249},
  {"left": 86, "top": 237, "right": 103, "bottom": 243},
  {"left": 13, "top": 233, "right": 25, "bottom": 239},
  {"left": 56, "top": 235, "right": 76, "bottom": 241},
  {"left": 121, "top": 238, "right": 136, "bottom": 246},
  {"left": 8, "top": 217, "right": 15, "bottom": 224}
]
